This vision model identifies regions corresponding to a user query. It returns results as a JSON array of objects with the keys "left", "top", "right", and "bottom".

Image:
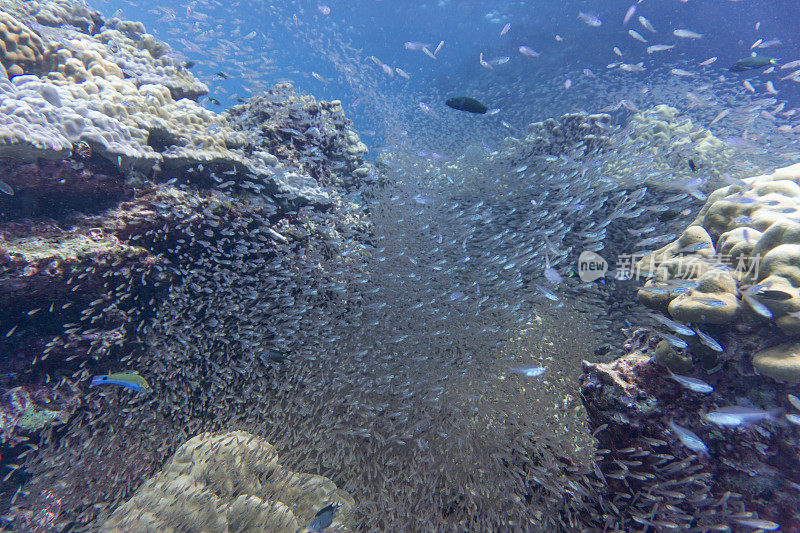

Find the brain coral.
[
  {"left": 637, "top": 163, "right": 800, "bottom": 333},
  {"left": 101, "top": 431, "right": 356, "bottom": 533}
]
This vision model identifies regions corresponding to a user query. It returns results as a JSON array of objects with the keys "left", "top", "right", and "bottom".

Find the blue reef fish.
[
  {"left": 90, "top": 371, "right": 152, "bottom": 393},
  {"left": 308, "top": 503, "right": 340, "bottom": 532},
  {"left": 693, "top": 296, "right": 727, "bottom": 308},
  {"left": 675, "top": 241, "right": 710, "bottom": 254}
]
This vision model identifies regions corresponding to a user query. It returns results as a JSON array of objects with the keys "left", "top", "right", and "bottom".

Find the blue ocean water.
[
  {"left": 1, "top": 0, "right": 799, "bottom": 531},
  {"left": 105, "top": 0, "right": 800, "bottom": 142}
]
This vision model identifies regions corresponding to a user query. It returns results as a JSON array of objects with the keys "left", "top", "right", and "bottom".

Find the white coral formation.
[
  {"left": 0, "top": 1, "right": 331, "bottom": 205},
  {"left": 637, "top": 163, "right": 800, "bottom": 333},
  {"left": 101, "top": 431, "right": 355, "bottom": 533},
  {"left": 626, "top": 105, "right": 726, "bottom": 159}
]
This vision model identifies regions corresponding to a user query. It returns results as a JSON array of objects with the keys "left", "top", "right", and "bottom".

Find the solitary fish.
[
  {"left": 673, "top": 28, "right": 703, "bottom": 39},
  {"left": 511, "top": 365, "right": 546, "bottom": 377},
  {"left": 446, "top": 96, "right": 488, "bottom": 114},
  {"left": 0, "top": 179, "right": 13, "bottom": 196},
  {"left": 730, "top": 55, "right": 777, "bottom": 72},
  {"left": 578, "top": 12, "right": 602, "bottom": 27},
  {"left": 90, "top": 371, "right": 152, "bottom": 393},
  {"left": 518, "top": 46, "right": 540, "bottom": 57},
  {"left": 308, "top": 503, "right": 340, "bottom": 532},
  {"left": 258, "top": 349, "right": 289, "bottom": 363}
]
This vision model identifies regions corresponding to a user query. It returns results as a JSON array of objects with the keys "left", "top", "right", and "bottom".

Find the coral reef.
[
  {"left": 0, "top": 385, "right": 78, "bottom": 443},
  {"left": 227, "top": 84, "right": 371, "bottom": 190},
  {"left": 0, "top": 12, "right": 49, "bottom": 77},
  {"left": 0, "top": 1, "right": 370, "bottom": 528},
  {"left": 102, "top": 431, "right": 355, "bottom": 533},
  {"left": 636, "top": 163, "right": 800, "bottom": 332},
  {"left": 580, "top": 328, "right": 800, "bottom": 531},
  {"left": 0, "top": 1, "right": 339, "bottom": 208},
  {"left": 493, "top": 111, "right": 612, "bottom": 167}
]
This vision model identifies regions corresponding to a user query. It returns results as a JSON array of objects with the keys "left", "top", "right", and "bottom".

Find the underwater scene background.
[{"left": 0, "top": 0, "right": 799, "bottom": 531}]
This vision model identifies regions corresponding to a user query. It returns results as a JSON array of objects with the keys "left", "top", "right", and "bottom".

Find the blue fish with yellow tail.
[{"left": 90, "top": 371, "right": 152, "bottom": 393}]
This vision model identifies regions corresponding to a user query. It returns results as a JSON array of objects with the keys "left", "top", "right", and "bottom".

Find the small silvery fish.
[
  {"left": 788, "top": 393, "right": 800, "bottom": 411},
  {"left": 647, "top": 44, "right": 675, "bottom": 54},
  {"left": 786, "top": 414, "right": 800, "bottom": 426},
  {"left": 693, "top": 296, "right": 727, "bottom": 308},
  {"left": 535, "top": 285, "right": 560, "bottom": 302},
  {"left": 668, "top": 369, "right": 714, "bottom": 394},
  {"left": 732, "top": 518, "right": 780, "bottom": 531},
  {"left": 90, "top": 371, "right": 152, "bottom": 393},
  {"left": 649, "top": 313, "right": 695, "bottom": 336},
  {"left": 654, "top": 330, "right": 688, "bottom": 349},
  {"left": 511, "top": 366, "right": 546, "bottom": 377},
  {"left": 742, "top": 292, "right": 774, "bottom": 318},
  {"left": 668, "top": 420, "right": 709, "bottom": 455},
  {"left": 673, "top": 28, "right": 703, "bottom": 39},
  {"left": 703, "top": 406, "right": 777, "bottom": 427},
  {"left": 544, "top": 251, "right": 562, "bottom": 285},
  {"left": 0, "top": 179, "right": 14, "bottom": 196},
  {"left": 578, "top": 12, "right": 602, "bottom": 27},
  {"left": 693, "top": 325, "right": 723, "bottom": 352}
]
